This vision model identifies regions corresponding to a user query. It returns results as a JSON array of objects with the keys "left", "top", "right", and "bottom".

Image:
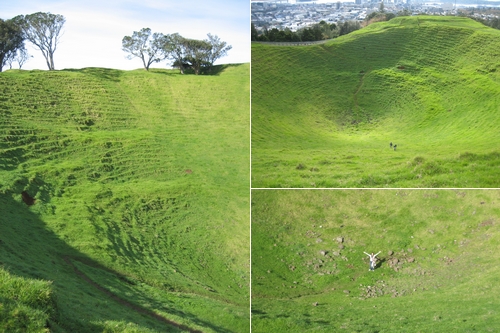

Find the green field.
[
  {"left": 0, "top": 64, "right": 249, "bottom": 332},
  {"left": 252, "top": 189, "right": 500, "bottom": 332},
  {"left": 252, "top": 16, "right": 500, "bottom": 188}
]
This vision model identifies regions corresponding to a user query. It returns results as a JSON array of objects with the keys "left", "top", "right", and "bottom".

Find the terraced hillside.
[
  {"left": 252, "top": 189, "right": 500, "bottom": 332},
  {"left": 252, "top": 16, "right": 500, "bottom": 188},
  {"left": 0, "top": 64, "right": 249, "bottom": 332}
]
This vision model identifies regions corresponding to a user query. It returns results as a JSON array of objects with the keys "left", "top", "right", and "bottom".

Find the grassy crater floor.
[
  {"left": 251, "top": 189, "right": 500, "bottom": 332},
  {"left": 251, "top": 16, "right": 500, "bottom": 188},
  {"left": 0, "top": 64, "right": 249, "bottom": 332}
]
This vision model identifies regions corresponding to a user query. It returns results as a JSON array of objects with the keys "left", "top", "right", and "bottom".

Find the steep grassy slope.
[
  {"left": 252, "top": 189, "right": 500, "bottom": 332},
  {"left": 0, "top": 64, "right": 249, "bottom": 332},
  {"left": 252, "top": 16, "right": 500, "bottom": 187}
]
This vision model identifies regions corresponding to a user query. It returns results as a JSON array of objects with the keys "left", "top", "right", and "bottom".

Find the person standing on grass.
[{"left": 364, "top": 251, "right": 381, "bottom": 271}]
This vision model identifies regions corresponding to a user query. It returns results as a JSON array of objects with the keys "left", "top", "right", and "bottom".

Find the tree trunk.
[
  {"left": 42, "top": 49, "right": 52, "bottom": 70},
  {"left": 141, "top": 54, "right": 149, "bottom": 71},
  {"left": 45, "top": 56, "right": 51, "bottom": 70},
  {"left": 50, "top": 52, "right": 55, "bottom": 70}
]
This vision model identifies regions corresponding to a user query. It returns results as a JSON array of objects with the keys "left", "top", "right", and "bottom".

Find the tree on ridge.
[
  {"left": 122, "top": 28, "right": 169, "bottom": 71},
  {"left": 14, "top": 12, "right": 65, "bottom": 70},
  {"left": 183, "top": 38, "right": 212, "bottom": 75},
  {"left": 0, "top": 18, "right": 25, "bottom": 72},
  {"left": 166, "top": 33, "right": 188, "bottom": 74},
  {"left": 205, "top": 33, "right": 232, "bottom": 72}
]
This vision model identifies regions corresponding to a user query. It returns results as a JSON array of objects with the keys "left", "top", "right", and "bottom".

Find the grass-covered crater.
[
  {"left": 0, "top": 64, "right": 249, "bottom": 332},
  {"left": 252, "top": 16, "right": 500, "bottom": 187},
  {"left": 252, "top": 189, "right": 500, "bottom": 332}
]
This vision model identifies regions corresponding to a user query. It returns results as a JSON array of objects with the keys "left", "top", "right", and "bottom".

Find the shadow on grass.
[
  {"left": 251, "top": 309, "right": 267, "bottom": 315},
  {"left": 376, "top": 257, "right": 387, "bottom": 270},
  {"left": 151, "top": 64, "right": 245, "bottom": 77},
  {"left": 276, "top": 314, "right": 290, "bottom": 318},
  {"left": 0, "top": 190, "right": 232, "bottom": 333}
]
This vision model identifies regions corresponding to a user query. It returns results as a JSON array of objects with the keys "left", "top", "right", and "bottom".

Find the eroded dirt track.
[{"left": 63, "top": 256, "right": 204, "bottom": 333}]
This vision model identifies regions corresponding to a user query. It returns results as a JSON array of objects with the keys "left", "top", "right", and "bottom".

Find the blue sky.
[{"left": 1, "top": 0, "right": 250, "bottom": 70}]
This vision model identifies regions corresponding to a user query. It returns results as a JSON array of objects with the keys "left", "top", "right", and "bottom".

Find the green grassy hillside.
[
  {"left": 252, "top": 189, "right": 500, "bottom": 332},
  {"left": 0, "top": 64, "right": 249, "bottom": 332},
  {"left": 252, "top": 16, "right": 500, "bottom": 187}
]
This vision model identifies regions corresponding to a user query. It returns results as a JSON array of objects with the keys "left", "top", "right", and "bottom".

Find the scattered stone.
[
  {"left": 388, "top": 250, "right": 393, "bottom": 256},
  {"left": 312, "top": 302, "right": 318, "bottom": 306},
  {"left": 319, "top": 250, "right": 327, "bottom": 256},
  {"left": 316, "top": 238, "right": 323, "bottom": 243},
  {"left": 479, "top": 219, "right": 494, "bottom": 227},
  {"left": 338, "top": 244, "right": 345, "bottom": 250},
  {"left": 407, "top": 257, "right": 415, "bottom": 263},
  {"left": 343, "top": 290, "right": 350, "bottom": 294},
  {"left": 336, "top": 237, "right": 344, "bottom": 243}
]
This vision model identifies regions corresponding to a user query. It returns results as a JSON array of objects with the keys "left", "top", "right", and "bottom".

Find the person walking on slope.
[{"left": 364, "top": 251, "right": 381, "bottom": 271}]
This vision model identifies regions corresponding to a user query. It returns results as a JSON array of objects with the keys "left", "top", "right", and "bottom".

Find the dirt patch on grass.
[{"left": 21, "top": 191, "right": 36, "bottom": 206}]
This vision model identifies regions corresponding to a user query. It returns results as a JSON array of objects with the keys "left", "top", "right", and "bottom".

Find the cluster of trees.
[
  {"left": 251, "top": 3, "right": 414, "bottom": 44},
  {"left": 479, "top": 17, "right": 500, "bottom": 30},
  {"left": 0, "top": 12, "right": 64, "bottom": 72},
  {"left": 122, "top": 28, "right": 232, "bottom": 74},
  {"left": 1, "top": 12, "right": 231, "bottom": 74},
  {"left": 251, "top": 20, "right": 361, "bottom": 43},
  {"left": 458, "top": 9, "right": 500, "bottom": 30}
]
